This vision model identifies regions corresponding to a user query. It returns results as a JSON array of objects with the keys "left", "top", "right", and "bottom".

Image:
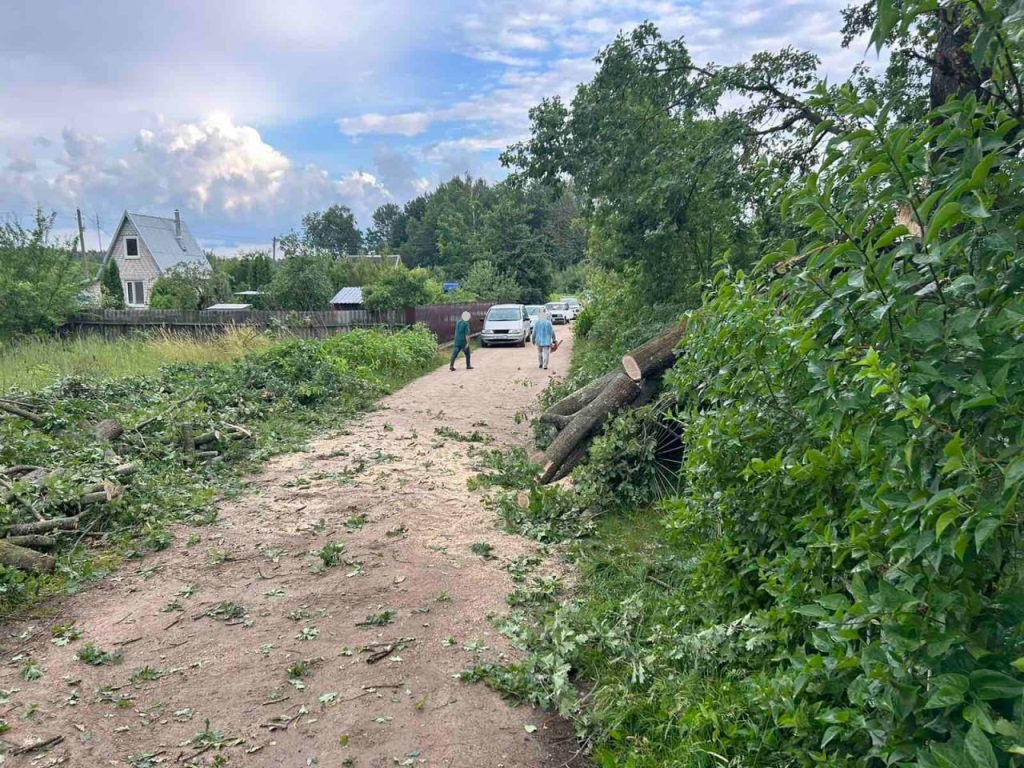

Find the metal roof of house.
[
  {"left": 98, "top": 211, "right": 209, "bottom": 276},
  {"left": 206, "top": 303, "right": 252, "bottom": 310},
  {"left": 330, "top": 287, "right": 364, "bottom": 305}
]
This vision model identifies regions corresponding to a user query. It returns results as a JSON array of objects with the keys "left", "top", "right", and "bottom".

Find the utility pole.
[
  {"left": 93, "top": 214, "right": 102, "bottom": 251},
  {"left": 272, "top": 236, "right": 277, "bottom": 261},
  {"left": 76, "top": 208, "right": 87, "bottom": 257}
]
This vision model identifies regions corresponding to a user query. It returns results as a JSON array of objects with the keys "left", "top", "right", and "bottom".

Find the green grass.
[{"left": 0, "top": 328, "right": 274, "bottom": 392}]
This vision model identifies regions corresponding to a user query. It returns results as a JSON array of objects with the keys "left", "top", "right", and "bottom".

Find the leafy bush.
[
  {"left": 100, "top": 259, "right": 125, "bottom": 309},
  {"left": 0, "top": 210, "right": 88, "bottom": 338},
  {"left": 362, "top": 266, "right": 442, "bottom": 311},
  {"left": 267, "top": 254, "right": 334, "bottom": 310},
  {"left": 149, "top": 263, "right": 230, "bottom": 310}
]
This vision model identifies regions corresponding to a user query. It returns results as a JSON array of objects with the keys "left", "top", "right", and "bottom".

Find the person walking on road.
[
  {"left": 450, "top": 311, "right": 474, "bottom": 371},
  {"left": 533, "top": 309, "right": 556, "bottom": 370}
]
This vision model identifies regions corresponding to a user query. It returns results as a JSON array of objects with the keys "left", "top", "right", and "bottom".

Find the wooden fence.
[{"left": 63, "top": 303, "right": 495, "bottom": 344}]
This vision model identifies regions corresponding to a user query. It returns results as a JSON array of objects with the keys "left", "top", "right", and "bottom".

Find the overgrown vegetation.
[
  {"left": 0, "top": 327, "right": 438, "bottom": 612},
  {"left": 477, "top": 3, "right": 1024, "bottom": 767}
]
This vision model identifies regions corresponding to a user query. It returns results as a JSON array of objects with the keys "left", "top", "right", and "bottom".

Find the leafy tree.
[
  {"left": 365, "top": 203, "right": 406, "bottom": 253},
  {"left": 266, "top": 255, "right": 333, "bottom": 310},
  {"left": 149, "top": 264, "right": 231, "bottom": 310},
  {"left": 362, "top": 266, "right": 442, "bottom": 311},
  {"left": 0, "top": 210, "right": 86, "bottom": 337},
  {"left": 100, "top": 258, "right": 126, "bottom": 309},
  {"left": 459, "top": 260, "right": 521, "bottom": 302},
  {"left": 480, "top": 186, "right": 550, "bottom": 304},
  {"left": 300, "top": 205, "right": 362, "bottom": 257}
]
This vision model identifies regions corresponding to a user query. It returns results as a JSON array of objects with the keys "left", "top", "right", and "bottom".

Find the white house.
[{"left": 98, "top": 210, "right": 209, "bottom": 308}]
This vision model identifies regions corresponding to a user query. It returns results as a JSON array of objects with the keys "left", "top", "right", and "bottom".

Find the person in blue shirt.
[{"left": 532, "top": 309, "right": 556, "bottom": 370}]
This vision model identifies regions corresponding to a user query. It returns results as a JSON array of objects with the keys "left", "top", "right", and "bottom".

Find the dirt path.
[{"left": 1, "top": 333, "right": 578, "bottom": 767}]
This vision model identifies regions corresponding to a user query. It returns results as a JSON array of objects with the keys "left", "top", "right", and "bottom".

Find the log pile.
[
  {"left": 534, "top": 320, "right": 687, "bottom": 484},
  {"left": 0, "top": 399, "right": 255, "bottom": 574}
]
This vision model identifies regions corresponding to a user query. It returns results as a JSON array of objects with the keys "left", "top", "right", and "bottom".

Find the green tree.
[
  {"left": 300, "top": 205, "right": 362, "bottom": 257},
  {"left": 365, "top": 203, "right": 407, "bottom": 253},
  {"left": 0, "top": 210, "right": 86, "bottom": 337},
  {"left": 362, "top": 266, "right": 442, "bottom": 311},
  {"left": 480, "top": 186, "right": 550, "bottom": 304},
  {"left": 149, "top": 264, "right": 231, "bottom": 310},
  {"left": 459, "top": 260, "right": 521, "bottom": 302},
  {"left": 267, "top": 254, "right": 333, "bottom": 310},
  {"left": 100, "top": 258, "right": 126, "bottom": 309}
]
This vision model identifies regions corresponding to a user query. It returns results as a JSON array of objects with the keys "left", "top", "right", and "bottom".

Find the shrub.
[
  {"left": 362, "top": 266, "right": 442, "bottom": 311},
  {"left": 100, "top": 259, "right": 125, "bottom": 309}
]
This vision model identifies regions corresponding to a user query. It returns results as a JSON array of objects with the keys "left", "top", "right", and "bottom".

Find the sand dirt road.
[{"left": 1, "top": 332, "right": 579, "bottom": 767}]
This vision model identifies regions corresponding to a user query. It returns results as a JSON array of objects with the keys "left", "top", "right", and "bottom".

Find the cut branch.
[
  {"left": 0, "top": 540, "right": 56, "bottom": 573},
  {"left": 0, "top": 400, "right": 42, "bottom": 424},
  {"left": 3, "top": 516, "right": 79, "bottom": 536},
  {"left": 546, "top": 372, "right": 617, "bottom": 417}
]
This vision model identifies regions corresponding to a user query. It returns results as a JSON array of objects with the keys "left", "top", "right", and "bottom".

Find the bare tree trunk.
[
  {"left": 93, "top": 419, "right": 124, "bottom": 442},
  {"left": 546, "top": 372, "right": 617, "bottom": 417}
]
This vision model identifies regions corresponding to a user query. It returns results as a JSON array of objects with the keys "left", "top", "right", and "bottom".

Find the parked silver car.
[{"left": 480, "top": 304, "right": 532, "bottom": 347}]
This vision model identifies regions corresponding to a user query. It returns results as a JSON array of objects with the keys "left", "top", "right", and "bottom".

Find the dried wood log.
[
  {"left": 540, "top": 371, "right": 640, "bottom": 484},
  {"left": 0, "top": 400, "right": 43, "bottom": 424},
  {"left": 0, "top": 465, "right": 45, "bottom": 477},
  {"left": 621, "top": 321, "right": 688, "bottom": 382},
  {"left": 94, "top": 419, "right": 124, "bottom": 442},
  {"left": 0, "top": 540, "right": 55, "bottom": 573},
  {"left": 6, "top": 535, "right": 57, "bottom": 550},
  {"left": 4, "top": 516, "right": 79, "bottom": 536},
  {"left": 546, "top": 372, "right": 617, "bottom": 417},
  {"left": 194, "top": 431, "right": 219, "bottom": 448},
  {"left": 197, "top": 451, "right": 219, "bottom": 460}
]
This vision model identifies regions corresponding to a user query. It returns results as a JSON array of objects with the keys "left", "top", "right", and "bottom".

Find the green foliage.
[
  {"left": 467, "top": 447, "right": 539, "bottom": 491},
  {"left": 362, "top": 266, "right": 441, "bottom": 311},
  {"left": 100, "top": 259, "right": 125, "bottom": 309},
  {"left": 459, "top": 260, "right": 522, "bottom": 302},
  {"left": 484, "top": 7, "right": 1024, "bottom": 767},
  {"left": 0, "top": 210, "right": 87, "bottom": 338},
  {"left": 267, "top": 254, "right": 333, "bottom": 310},
  {"left": 299, "top": 204, "right": 362, "bottom": 256},
  {"left": 0, "top": 327, "right": 437, "bottom": 613},
  {"left": 149, "top": 263, "right": 231, "bottom": 310},
  {"left": 77, "top": 642, "right": 123, "bottom": 666}
]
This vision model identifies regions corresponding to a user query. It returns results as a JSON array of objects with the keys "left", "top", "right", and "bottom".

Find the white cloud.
[
  {"left": 338, "top": 112, "right": 434, "bottom": 137},
  {"left": 1, "top": 115, "right": 393, "bottom": 235}
]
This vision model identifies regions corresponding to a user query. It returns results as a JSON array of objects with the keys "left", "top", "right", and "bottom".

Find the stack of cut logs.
[
  {"left": 0, "top": 396, "right": 254, "bottom": 574},
  {"left": 533, "top": 321, "right": 687, "bottom": 484}
]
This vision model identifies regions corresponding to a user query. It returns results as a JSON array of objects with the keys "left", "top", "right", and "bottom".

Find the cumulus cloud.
[{"left": 1, "top": 115, "right": 393, "bottom": 237}]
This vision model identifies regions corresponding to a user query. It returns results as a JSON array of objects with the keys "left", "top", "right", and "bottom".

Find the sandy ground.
[{"left": 0, "top": 332, "right": 580, "bottom": 768}]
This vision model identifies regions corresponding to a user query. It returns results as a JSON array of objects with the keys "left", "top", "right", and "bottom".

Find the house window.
[
  {"left": 125, "top": 281, "right": 145, "bottom": 306},
  {"left": 125, "top": 237, "right": 139, "bottom": 259}
]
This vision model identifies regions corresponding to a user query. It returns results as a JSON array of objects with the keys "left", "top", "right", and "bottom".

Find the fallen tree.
[{"left": 535, "top": 320, "right": 686, "bottom": 484}]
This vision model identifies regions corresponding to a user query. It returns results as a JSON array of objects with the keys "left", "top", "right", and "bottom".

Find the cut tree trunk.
[
  {"left": 546, "top": 372, "right": 617, "bottom": 417},
  {"left": 0, "top": 540, "right": 55, "bottom": 573},
  {"left": 181, "top": 424, "right": 195, "bottom": 453},
  {"left": 93, "top": 419, "right": 124, "bottom": 442},
  {"left": 3, "top": 516, "right": 79, "bottom": 536},
  {"left": 6, "top": 535, "right": 56, "bottom": 550},
  {"left": 538, "top": 413, "right": 572, "bottom": 431},
  {"left": 540, "top": 371, "right": 640, "bottom": 484},
  {"left": 621, "top": 321, "right": 688, "bottom": 382}
]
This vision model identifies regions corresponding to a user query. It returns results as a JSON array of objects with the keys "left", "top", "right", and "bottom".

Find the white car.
[
  {"left": 545, "top": 302, "right": 570, "bottom": 325},
  {"left": 480, "top": 304, "right": 532, "bottom": 347},
  {"left": 561, "top": 297, "right": 582, "bottom": 320}
]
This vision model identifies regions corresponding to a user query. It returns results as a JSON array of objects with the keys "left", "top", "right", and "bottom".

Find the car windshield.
[
  {"left": 546, "top": 303, "right": 566, "bottom": 311},
  {"left": 486, "top": 307, "right": 521, "bottom": 321},
  {"left": 562, "top": 298, "right": 580, "bottom": 307},
  {"left": 526, "top": 306, "right": 543, "bottom": 316}
]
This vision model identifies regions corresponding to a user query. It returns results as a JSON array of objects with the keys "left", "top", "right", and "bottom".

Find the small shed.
[{"left": 330, "top": 287, "right": 364, "bottom": 310}]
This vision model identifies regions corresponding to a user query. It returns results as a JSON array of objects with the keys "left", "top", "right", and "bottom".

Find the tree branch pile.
[{"left": 535, "top": 321, "right": 687, "bottom": 484}]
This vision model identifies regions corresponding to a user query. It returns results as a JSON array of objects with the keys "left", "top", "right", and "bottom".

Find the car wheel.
[{"left": 480, "top": 340, "right": 488, "bottom": 348}]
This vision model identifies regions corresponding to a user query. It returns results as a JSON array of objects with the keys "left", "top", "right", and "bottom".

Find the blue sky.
[{"left": 1, "top": 0, "right": 875, "bottom": 255}]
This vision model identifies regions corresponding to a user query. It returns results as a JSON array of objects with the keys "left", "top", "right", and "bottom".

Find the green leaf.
[
  {"left": 965, "top": 723, "right": 997, "bottom": 768},
  {"left": 975, "top": 516, "right": 1000, "bottom": 552},
  {"left": 964, "top": 703, "right": 996, "bottom": 734},
  {"left": 936, "top": 509, "right": 959, "bottom": 538},
  {"left": 969, "top": 153, "right": 999, "bottom": 190},
  {"left": 970, "top": 669, "right": 1024, "bottom": 700},
  {"left": 1004, "top": 455, "right": 1024, "bottom": 491},
  {"left": 927, "top": 203, "right": 963, "bottom": 244},
  {"left": 874, "top": 224, "right": 910, "bottom": 249},
  {"left": 925, "top": 673, "right": 969, "bottom": 709}
]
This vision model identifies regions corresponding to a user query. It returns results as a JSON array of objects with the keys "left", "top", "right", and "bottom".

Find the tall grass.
[{"left": 0, "top": 328, "right": 274, "bottom": 392}]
